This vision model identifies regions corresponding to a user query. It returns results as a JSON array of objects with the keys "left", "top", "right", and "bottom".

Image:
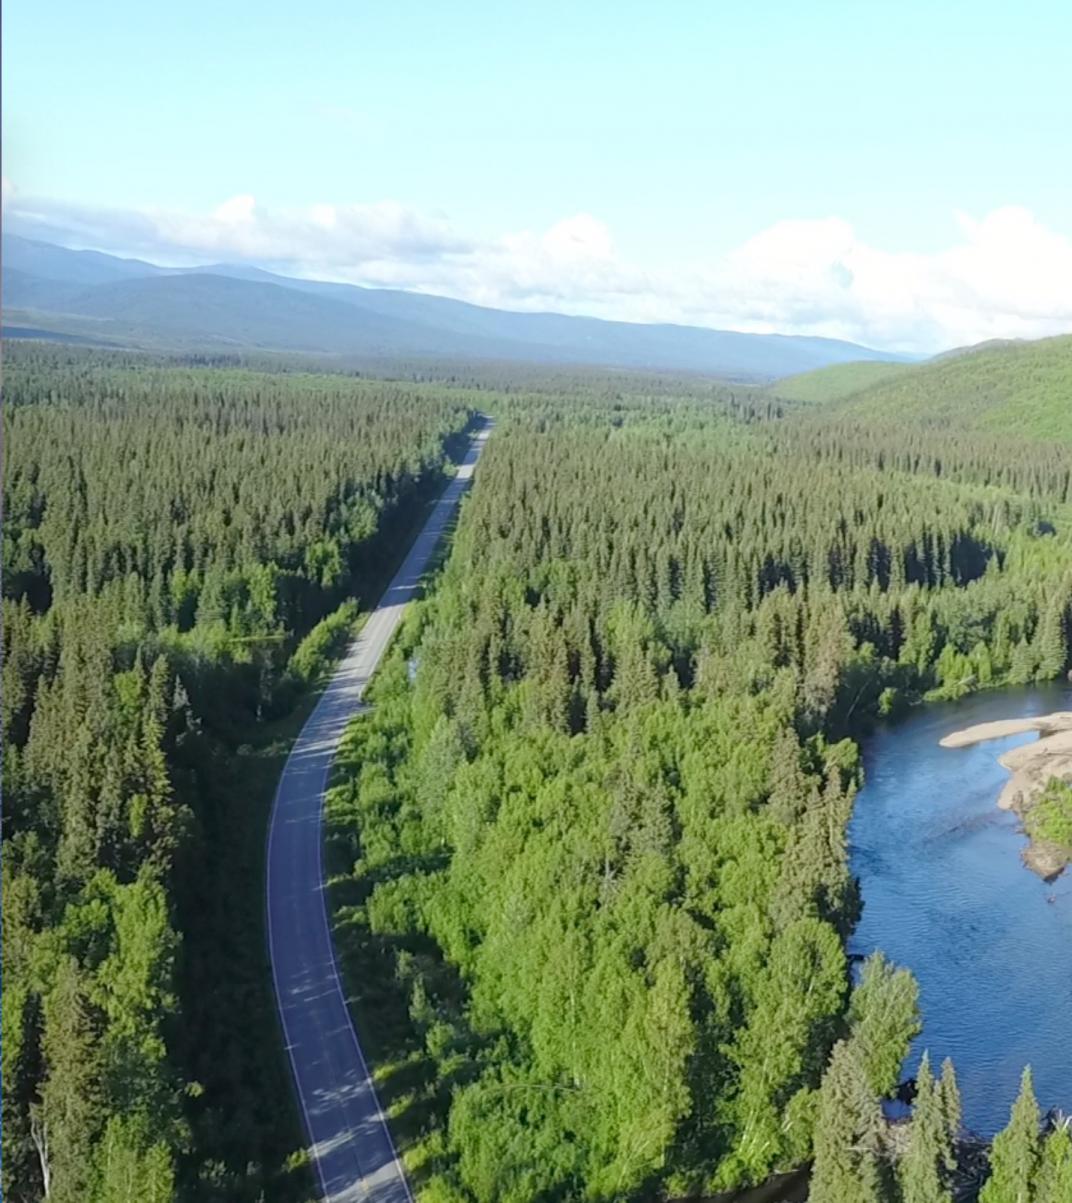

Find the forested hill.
[
  {"left": 768, "top": 360, "right": 915, "bottom": 402},
  {"left": 773, "top": 334, "right": 1072, "bottom": 442},
  {"left": 2, "top": 233, "right": 908, "bottom": 379}
]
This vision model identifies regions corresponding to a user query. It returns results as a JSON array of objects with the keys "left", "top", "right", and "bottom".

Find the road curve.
[{"left": 266, "top": 422, "right": 490, "bottom": 1202}]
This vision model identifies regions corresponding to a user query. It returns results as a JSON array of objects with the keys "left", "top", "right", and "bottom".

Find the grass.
[
  {"left": 323, "top": 693, "right": 462, "bottom": 1194},
  {"left": 1026, "top": 777, "right": 1072, "bottom": 858}
]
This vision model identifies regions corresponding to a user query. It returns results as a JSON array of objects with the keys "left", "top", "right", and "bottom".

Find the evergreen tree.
[
  {"left": 937, "top": 1058, "right": 961, "bottom": 1175},
  {"left": 899, "top": 1052, "right": 954, "bottom": 1203},
  {"left": 981, "top": 1068, "right": 1041, "bottom": 1203},
  {"left": 1035, "top": 1121, "right": 1072, "bottom": 1203},
  {"left": 38, "top": 958, "right": 105, "bottom": 1203},
  {"left": 8, "top": 339, "right": 1072, "bottom": 1201},
  {"left": 1033, "top": 591, "right": 1069, "bottom": 681},
  {"left": 810, "top": 1041, "right": 886, "bottom": 1203}
]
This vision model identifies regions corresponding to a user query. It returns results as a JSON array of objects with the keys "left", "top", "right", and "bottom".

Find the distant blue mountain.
[{"left": 1, "top": 234, "right": 914, "bottom": 379}]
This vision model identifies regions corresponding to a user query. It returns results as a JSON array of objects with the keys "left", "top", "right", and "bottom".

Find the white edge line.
[{"left": 265, "top": 421, "right": 488, "bottom": 1202}]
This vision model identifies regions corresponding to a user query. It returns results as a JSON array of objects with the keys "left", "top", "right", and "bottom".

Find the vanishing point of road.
[{"left": 266, "top": 422, "right": 491, "bottom": 1202}]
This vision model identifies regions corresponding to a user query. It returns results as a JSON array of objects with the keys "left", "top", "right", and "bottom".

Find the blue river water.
[{"left": 849, "top": 683, "right": 1072, "bottom": 1136}]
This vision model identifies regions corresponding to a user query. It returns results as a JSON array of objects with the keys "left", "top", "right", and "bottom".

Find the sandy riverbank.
[
  {"left": 938, "top": 711, "right": 1072, "bottom": 750},
  {"left": 940, "top": 711, "right": 1072, "bottom": 879}
]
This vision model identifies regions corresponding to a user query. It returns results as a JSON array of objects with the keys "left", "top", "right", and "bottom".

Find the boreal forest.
[{"left": 3, "top": 338, "right": 1072, "bottom": 1203}]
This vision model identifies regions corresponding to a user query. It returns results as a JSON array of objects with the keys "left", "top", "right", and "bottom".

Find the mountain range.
[{"left": 1, "top": 234, "right": 914, "bottom": 380}]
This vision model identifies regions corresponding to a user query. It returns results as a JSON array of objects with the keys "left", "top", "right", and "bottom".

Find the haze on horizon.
[{"left": 4, "top": 0, "right": 1072, "bottom": 355}]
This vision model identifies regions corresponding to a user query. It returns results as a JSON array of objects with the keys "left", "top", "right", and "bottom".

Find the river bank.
[
  {"left": 849, "top": 683, "right": 1072, "bottom": 1136},
  {"left": 939, "top": 711, "right": 1072, "bottom": 879}
]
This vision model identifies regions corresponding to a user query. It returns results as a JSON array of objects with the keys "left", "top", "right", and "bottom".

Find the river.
[{"left": 848, "top": 683, "right": 1072, "bottom": 1136}]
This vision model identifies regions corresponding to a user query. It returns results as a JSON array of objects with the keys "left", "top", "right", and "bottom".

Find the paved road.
[{"left": 267, "top": 422, "right": 491, "bottom": 1202}]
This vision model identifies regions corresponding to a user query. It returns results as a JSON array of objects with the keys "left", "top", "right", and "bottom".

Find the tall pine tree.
[
  {"left": 981, "top": 1067, "right": 1041, "bottom": 1203},
  {"left": 810, "top": 1040, "right": 886, "bottom": 1203},
  {"left": 899, "top": 1052, "right": 955, "bottom": 1203}
]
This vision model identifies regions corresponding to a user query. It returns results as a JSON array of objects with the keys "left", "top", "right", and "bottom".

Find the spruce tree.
[
  {"left": 39, "top": 958, "right": 104, "bottom": 1203},
  {"left": 1035, "top": 1122, "right": 1072, "bottom": 1203},
  {"left": 1034, "top": 596, "right": 1069, "bottom": 681},
  {"left": 981, "top": 1068, "right": 1041, "bottom": 1203},
  {"left": 937, "top": 1058, "right": 961, "bottom": 1175},
  {"left": 899, "top": 1053, "right": 953, "bottom": 1203},
  {"left": 810, "top": 1040, "right": 885, "bottom": 1203}
]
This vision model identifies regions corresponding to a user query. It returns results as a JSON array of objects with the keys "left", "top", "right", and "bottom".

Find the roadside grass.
[
  {"left": 320, "top": 481, "right": 475, "bottom": 1192},
  {"left": 323, "top": 666, "right": 453, "bottom": 1193}
]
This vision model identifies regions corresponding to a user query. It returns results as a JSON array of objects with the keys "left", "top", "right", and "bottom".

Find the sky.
[{"left": 4, "top": 0, "right": 1072, "bottom": 353}]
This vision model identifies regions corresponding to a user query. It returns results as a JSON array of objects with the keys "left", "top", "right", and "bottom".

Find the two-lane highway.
[{"left": 266, "top": 422, "right": 490, "bottom": 1201}]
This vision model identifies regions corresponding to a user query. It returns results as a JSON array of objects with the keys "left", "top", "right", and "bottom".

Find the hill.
[
  {"left": 1, "top": 234, "right": 910, "bottom": 379},
  {"left": 1, "top": 234, "right": 166, "bottom": 286},
  {"left": 825, "top": 334, "right": 1072, "bottom": 443},
  {"left": 47, "top": 273, "right": 499, "bottom": 357},
  {"left": 931, "top": 337, "right": 1027, "bottom": 362},
  {"left": 770, "top": 359, "right": 915, "bottom": 402}
]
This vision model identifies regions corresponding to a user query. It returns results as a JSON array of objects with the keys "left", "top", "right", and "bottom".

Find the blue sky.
[{"left": 4, "top": 0, "right": 1072, "bottom": 351}]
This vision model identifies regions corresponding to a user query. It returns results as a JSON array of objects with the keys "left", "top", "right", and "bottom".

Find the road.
[{"left": 266, "top": 422, "right": 491, "bottom": 1202}]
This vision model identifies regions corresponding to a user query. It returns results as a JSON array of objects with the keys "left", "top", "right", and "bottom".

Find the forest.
[
  {"left": 1, "top": 344, "right": 478, "bottom": 1201},
  {"left": 324, "top": 377, "right": 1072, "bottom": 1200},
  {"left": 2, "top": 341, "right": 1071, "bottom": 1202}
]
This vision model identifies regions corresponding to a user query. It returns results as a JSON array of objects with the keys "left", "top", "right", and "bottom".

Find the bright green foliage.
[
  {"left": 288, "top": 599, "right": 359, "bottom": 685},
  {"left": 95, "top": 1115, "right": 176, "bottom": 1203},
  {"left": 981, "top": 1068, "right": 1041, "bottom": 1203},
  {"left": 1026, "top": 778, "right": 1072, "bottom": 857},
  {"left": 719, "top": 917, "right": 848, "bottom": 1184},
  {"left": 324, "top": 370, "right": 1072, "bottom": 1198},
  {"left": 898, "top": 1053, "right": 955, "bottom": 1203},
  {"left": 846, "top": 952, "right": 921, "bottom": 1098},
  {"left": 937, "top": 1058, "right": 961, "bottom": 1174},
  {"left": 1035, "top": 1122, "right": 1072, "bottom": 1203}
]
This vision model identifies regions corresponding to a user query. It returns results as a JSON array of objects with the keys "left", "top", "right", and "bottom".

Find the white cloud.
[
  {"left": 213, "top": 194, "right": 257, "bottom": 224},
  {"left": 4, "top": 183, "right": 1071, "bottom": 353}
]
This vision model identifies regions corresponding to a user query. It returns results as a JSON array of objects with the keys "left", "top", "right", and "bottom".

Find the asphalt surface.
[{"left": 267, "top": 422, "right": 490, "bottom": 1202}]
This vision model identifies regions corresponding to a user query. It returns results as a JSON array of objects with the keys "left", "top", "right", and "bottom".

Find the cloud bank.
[{"left": 4, "top": 181, "right": 1070, "bottom": 354}]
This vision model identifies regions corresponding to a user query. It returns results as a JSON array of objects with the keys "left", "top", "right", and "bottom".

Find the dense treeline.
[
  {"left": 1, "top": 344, "right": 477, "bottom": 1202},
  {"left": 771, "top": 414, "right": 1072, "bottom": 504},
  {"left": 326, "top": 384, "right": 1072, "bottom": 1200},
  {"left": 22, "top": 342, "right": 769, "bottom": 403}
]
